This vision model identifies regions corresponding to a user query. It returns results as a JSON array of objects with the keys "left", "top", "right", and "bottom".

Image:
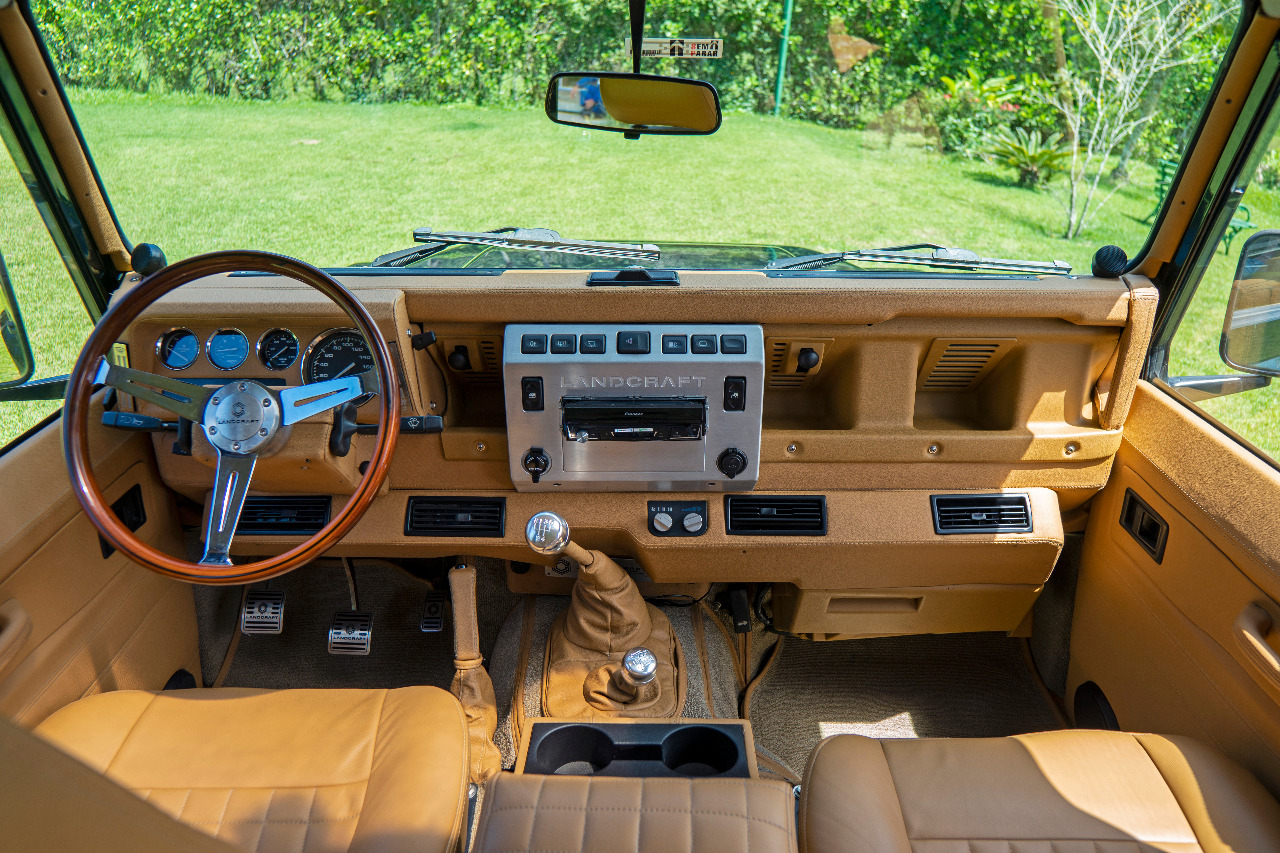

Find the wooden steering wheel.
[{"left": 63, "top": 251, "right": 399, "bottom": 584}]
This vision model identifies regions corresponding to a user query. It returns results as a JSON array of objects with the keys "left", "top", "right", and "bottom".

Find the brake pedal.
[
  {"left": 328, "top": 612, "right": 373, "bottom": 655},
  {"left": 241, "top": 590, "right": 285, "bottom": 635},
  {"left": 420, "top": 590, "right": 448, "bottom": 633}
]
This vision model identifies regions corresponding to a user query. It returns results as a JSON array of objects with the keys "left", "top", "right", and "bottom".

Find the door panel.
[
  {"left": 1068, "top": 380, "right": 1280, "bottom": 793},
  {"left": 0, "top": 398, "right": 199, "bottom": 726}
]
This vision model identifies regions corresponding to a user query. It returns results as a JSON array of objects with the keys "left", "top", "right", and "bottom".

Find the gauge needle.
[{"left": 333, "top": 363, "right": 356, "bottom": 379}]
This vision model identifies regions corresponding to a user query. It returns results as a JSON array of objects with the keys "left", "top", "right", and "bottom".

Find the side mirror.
[
  {"left": 1222, "top": 230, "right": 1280, "bottom": 377},
  {"left": 0, "top": 252, "right": 33, "bottom": 389},
  {"left": 544, "top": 72, "right": 721, "bottom": 138}
]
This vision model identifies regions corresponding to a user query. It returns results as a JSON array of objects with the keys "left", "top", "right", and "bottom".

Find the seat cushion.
[
  {"left": 800, "top": 730, "right": 1280, "bottom": 853},
  {"left": 35, "top": 686, "right": 469, "bottom": 853},
  {"left": 473, "top": 773, "right": 797, "bottom": 853}
]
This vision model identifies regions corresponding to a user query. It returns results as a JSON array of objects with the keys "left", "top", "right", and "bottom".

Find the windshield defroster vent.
[
  {"left": 918, "top": 338, "right": 1015, "bottom": 390},
  {"left": 405, "top": 497, "right": 506, "bottom": 537},
  {"left": 237, "top": 496, "right": 332, "bottom": 535},
  {"left": 931, "top": 493, "right": 1032, "bottom": 534},
  {"left": 725, "top": 496, "right": 827, "bottom": 535}
]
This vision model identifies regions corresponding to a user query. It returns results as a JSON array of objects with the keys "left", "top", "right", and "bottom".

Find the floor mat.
[
  {"left": 746, "top": 632, "right": 1063, "bottom": 779},
  {"left": 218, "top": 559, "right": 468, "bottom": 690}
]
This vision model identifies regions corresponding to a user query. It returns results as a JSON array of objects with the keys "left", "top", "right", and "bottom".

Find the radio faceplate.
[{"left": 503, "top": 324, "right": 765, "bottom": 491}]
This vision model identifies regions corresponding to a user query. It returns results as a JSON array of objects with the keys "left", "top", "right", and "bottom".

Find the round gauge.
[
  {"left": 206, "top": 329, "right": 248, "bottom": 370},
  {"left": 304, "top": 329, "right": 377, "bottom": 405},
  {"left": 257, "top": 328, "right": 299, "bottom": 370},
  {"left": 156, "top": 328, "right": 199, "bottom": 370}
]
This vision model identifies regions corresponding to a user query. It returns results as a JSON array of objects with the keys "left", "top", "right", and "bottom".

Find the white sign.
[{"left": 625, "top": 38, "right": 723, "bottom": 59}]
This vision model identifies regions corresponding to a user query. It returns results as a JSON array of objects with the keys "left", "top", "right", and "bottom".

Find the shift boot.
[{"left": 448, "top": 564, "right": 502, "bottom": 782}]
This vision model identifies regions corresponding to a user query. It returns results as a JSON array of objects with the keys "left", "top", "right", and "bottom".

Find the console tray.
[{"left": 519, "top": 719, "right": 754, "bottom": 778}]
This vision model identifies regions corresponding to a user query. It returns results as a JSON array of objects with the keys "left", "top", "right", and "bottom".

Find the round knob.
[
  {"left": 525, "top": 511, "right": 570, "bottom": 555},
  {"left": 717, "top": 448, "right": 749, "bottom": 479},
  {"left": 683, "top": 512, "right": 704, "bottom": 533},
  {"left": 623, "top": 647, "right": 657, "bottom": 685},
  {"left": 796, "top": 347, "right": 820, "bottom": 371},
  {"left": 1091, "top": 244, "right": 1129, "bottom": 278},
  {"left": 652, "top": 512, "right": 673, "bottom": 532}
]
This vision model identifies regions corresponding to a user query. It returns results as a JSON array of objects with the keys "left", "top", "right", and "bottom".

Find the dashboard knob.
[
  {"left": 521, "top": 447, "right": 551, "bottom": 484},
  {"left": 717, "top": 448, "right": 749, "bottom": 479},
  {"left": 796, "top": 347, "right": 820, "bottom": 372},
  {"left": 682, "top": 512, "right": 704, "bottom": 533},
  {"left": 526, "top": 511, "right": 570, "bottom": 555},
  {"left": 652, "top": 512, "right": 673, "bottom": 533}
]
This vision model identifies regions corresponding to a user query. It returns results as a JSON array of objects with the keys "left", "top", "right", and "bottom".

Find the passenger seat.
[{"left": 800, "top": 730, "right": 1280, "bottom": 852}]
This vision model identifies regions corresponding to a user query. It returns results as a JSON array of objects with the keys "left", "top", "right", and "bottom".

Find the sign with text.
[{"left": 625, "top": 38, "right": 723, "bottom": 59}]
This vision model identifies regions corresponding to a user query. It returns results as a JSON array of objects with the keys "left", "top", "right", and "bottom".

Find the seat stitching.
[
  {"left": 299, "top": 787, "right": 318, "bottom": 853},
  {"left": 175, "top": 788, "right": 193, "bottom": 821},
  {"left": 102, "top": 692, "right": 159, "bottom": 776},
  {"left": 481, "top": 805, "right": 792, "bottom": 832},
  {"left": 251, "top": 788, "right": 276, "bottom": 853},
  {"left": 214, "top": 787, "right": 235, "bottom": 835},
  {"left": 348, "top": 690, "right": 387, "bottom": 841},
  {"left": 524, "top": 773, "right": 546, "bottom": 852},
  {"left": 1132, "top": 735, "right": 1204, "bottom": 849},
  {"left": 177, "top": 817, "right": 361, "bottom": 826}
]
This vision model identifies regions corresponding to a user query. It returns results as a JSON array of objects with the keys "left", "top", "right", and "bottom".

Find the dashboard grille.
[
  {"left": 918, "top": 338, "right": 1015, "bottom": 390},
  {"left": 766, "top": 340, "right": 806, "bottom": 389},
  {"left": 405, "top": 497, "right": 506, "bottom": 537},
  {"left": 725, "top": 495, "right": 827, "bottom": 535},
  {"left": 931, "top": 493, "right": 1032, "bottom": 534},
  {"left": 237, "top": 496, "right": 332, "bottom": 535}
]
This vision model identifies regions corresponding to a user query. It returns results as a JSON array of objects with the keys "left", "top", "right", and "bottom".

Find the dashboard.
[{"left": 111, "top": 267, "right": 1154, "bottom": 637}]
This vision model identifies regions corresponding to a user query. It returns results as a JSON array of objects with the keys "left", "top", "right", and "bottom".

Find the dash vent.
[
  {"left": 931, "top": 493, "right": 1032, "bottom": 534},
  {"left": 917, "top": 338, "right": 1015, "bottom": 390},
  {"left": 726, "top": 495, "right": 827, "bottom": 535},
  {"left": 237, "top": 496, "right": 332, "bottom": 535},
  {"left": 405, "top": 497, "right": 506, "bottom": 537},
  {"left": 472, "top": 339, "right": 502, "bottom": 384},
  {"left": 766, "top": 340, "right": 806, "bottom": 389}
]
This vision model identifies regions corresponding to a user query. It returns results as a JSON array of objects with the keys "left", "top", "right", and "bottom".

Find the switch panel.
[{"left": 648, "top": 501, "right": 708, "bottom": 537}]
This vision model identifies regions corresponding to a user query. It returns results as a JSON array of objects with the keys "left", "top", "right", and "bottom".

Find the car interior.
[{"left": 5, "top": 0, "right": 1280, "bottom": 851}]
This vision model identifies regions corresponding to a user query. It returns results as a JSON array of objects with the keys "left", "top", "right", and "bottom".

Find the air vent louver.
[
  {"left": 237, "top": 496, "right": 332, "bottom": 535},
  {"left": 918, "top": 338, "right": 1015, "bottom": 390},
  {"left": 405, "top": 497, "right": 506, "bottom": 537},
  {"left": 725, "top": 495, "right": 827, "bottom": 536},
  {"left": 766, "top": 340, "right": 806, "bottom": 389},
  {"left": 931, "top": 494, "right": 1032, "bottom": 534}
]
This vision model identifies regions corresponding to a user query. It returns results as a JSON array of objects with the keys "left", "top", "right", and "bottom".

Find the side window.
[
  {"left": 1165, "top": 109, "right": 1280, "bottom": 463},
  {"left": 0, "top": 151, "right": 93, "bottom": 447}
]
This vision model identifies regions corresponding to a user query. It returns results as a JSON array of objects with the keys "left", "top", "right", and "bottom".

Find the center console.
[{"left": 503, "top": 324, "right": 765, "bottom": 491}]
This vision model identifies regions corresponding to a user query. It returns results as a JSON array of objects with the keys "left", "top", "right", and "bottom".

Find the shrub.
[
  {"left": 982, "top": 126, "right": 1072, "bottom": 188},
  {"left": 1256, "top": 149, "right": 1280, "bottom": 190},
  {"left": 919, "top": 70, "right": 1022, "bottom": 156}
]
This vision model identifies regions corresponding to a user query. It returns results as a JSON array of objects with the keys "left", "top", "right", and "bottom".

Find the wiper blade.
[
  {"left": 767, "top": 243, "right": 1070, "bottom": 275},
  {"left": 409, "top": 227, "right": 660, "bottom": 262},
  {"left": 371, "top": 226, "right": 523, "bottom": 267}
]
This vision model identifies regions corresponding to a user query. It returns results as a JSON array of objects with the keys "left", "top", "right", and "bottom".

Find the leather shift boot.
[
  {"left": 448, "top": 564, "right": 502, "bottom": 782},
  {"left": 543, "top": 550, "right": 685, "bottom": 718}
]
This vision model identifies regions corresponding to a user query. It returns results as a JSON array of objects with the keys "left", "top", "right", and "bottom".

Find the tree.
[{"left": 1046, "top": 0, "right": 1234, "bottom": 239}]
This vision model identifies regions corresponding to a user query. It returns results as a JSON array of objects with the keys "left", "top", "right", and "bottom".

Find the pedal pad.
[
  {"left": 328, "top": 612, "right": 373, "bottom": 655},
  {"left": 241, "top": 590, "right": 285, "bottom": 635},
  {"left": 420, "top": 590, "right": 447, "bottom": 633}
]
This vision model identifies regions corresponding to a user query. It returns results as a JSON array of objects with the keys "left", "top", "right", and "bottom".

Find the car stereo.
[{"left": 503, "top": 324, "right": 764, "bottom": 491}]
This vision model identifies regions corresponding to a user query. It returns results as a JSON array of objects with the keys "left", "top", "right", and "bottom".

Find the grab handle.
[{"left": 1234, "top": 603, "right": 1280, "bottom": 692}]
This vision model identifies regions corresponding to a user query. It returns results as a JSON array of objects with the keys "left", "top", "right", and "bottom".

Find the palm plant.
[{"left": 982, "top": 126, "right": 1072, "bottom": 189}]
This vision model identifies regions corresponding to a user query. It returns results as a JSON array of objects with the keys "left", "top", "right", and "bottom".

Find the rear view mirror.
[
  {"left": 1223, "top": 230, "right": 1280, "bottom": 377},
  {"left": 545, "top": 72, "right": 721, "bottom": 138},
  {"left": 0, "top": 252, "right": 33, "bottom": 389}
]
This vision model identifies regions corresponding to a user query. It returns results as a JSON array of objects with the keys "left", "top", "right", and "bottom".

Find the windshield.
[{"left": 27, "top": 0, "right": 1243, "bottom": 275}]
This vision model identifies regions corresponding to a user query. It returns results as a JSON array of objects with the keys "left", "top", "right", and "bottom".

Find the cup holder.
[
  {"left": 661, "top": 726, "right": 739, "bottom": 776},
  {"left": 524, "top": 721, "right": 750, "bottom": 778}
]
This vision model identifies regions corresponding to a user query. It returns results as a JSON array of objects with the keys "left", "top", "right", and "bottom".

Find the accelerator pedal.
[
  {"left": 328, "top": 612, "right": 373, "bottom": 655},
  {"left": 420, "top": 590, "right": 448, "bottom": 633},
  {"left": 241, "top": 590, "right": 285, "bottom": 635}
]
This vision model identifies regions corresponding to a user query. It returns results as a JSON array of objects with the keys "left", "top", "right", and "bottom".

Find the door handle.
[
  {"left": 0, "top": 598, "right": 32, "bottom": 680},
  {"left": 1234, "top": 603, "right": 1280, "bottom": 693}
]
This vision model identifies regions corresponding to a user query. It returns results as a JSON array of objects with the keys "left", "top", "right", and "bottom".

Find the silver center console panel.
[{"left": 503, "top": 324, "right": 764, "bottom": 491}]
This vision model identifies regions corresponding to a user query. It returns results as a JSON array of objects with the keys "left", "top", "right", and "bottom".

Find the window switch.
[
  {"left": 520, "top": 377, "right": 544, "bottom": 412},
  {"left": 724, "top": 376, "right": 747, "bottom": 411}
]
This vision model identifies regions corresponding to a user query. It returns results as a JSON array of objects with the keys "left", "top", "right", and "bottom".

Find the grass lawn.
[{"left": 1, "top": 89, "right": 1275, "bottom": 458}]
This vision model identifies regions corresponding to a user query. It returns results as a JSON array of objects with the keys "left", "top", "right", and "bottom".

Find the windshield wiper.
[
  {"left": 766, "top": 243, "right": 1070, "bottom": 275},
  {"left": 373, "top": 227, "right": 660, "bottom": 267}
]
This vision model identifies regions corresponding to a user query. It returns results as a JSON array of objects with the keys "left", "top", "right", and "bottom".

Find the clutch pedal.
[
  {"left": 420, "top": 590, "right": 448, "bottom": 633},
  {"left": 240, "top": 590, "right": 285, "bottom": 635},
  {"left": 328, "top": 612, "right": 373, "bottom": 655}
]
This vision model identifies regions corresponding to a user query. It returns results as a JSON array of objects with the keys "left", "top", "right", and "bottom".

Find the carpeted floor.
[
  {"left": 746, "top": 632, "right": 1064, "bottom": 779},
  {"left": 195, "top": 557, "right": 521, "bottom": 691}
]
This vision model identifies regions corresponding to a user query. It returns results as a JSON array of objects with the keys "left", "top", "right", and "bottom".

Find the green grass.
[{"left": 1, "top": 89, "right": 1275, "bottom": 457}]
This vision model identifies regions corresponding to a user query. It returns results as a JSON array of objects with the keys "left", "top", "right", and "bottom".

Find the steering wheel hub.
[{"left": 206, "top": 381, "right": 279, "bottom": 453}]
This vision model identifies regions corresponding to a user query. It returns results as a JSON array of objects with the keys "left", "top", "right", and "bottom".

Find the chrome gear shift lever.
[{"left": 525, "top": 511, "right": 571, "bottom": 555}]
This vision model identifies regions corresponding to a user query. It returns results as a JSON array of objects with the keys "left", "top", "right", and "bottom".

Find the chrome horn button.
[{"left": 204, "top": 381, "right": 280, "bottom": 454}]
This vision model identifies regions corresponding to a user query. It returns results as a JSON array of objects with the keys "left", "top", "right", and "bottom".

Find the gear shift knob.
[
  {"left": 526, "top": 511, "right": 571, "bottom": 555},
  {"left": 623, "top": 647, "right": 657, "bottom": 685}
]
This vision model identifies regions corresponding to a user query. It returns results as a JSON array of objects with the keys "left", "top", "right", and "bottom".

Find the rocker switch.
[{"left": 520, "top": 377, "right": 544, "bottom": 412}]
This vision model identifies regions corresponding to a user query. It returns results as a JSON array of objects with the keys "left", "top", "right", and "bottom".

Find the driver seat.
[{"left": 29, "top": 686, "right": 470, "bottom": 853}]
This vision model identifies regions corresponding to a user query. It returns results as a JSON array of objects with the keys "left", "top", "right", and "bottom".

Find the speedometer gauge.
[
  {"left": 303, "top": 329, "right": 378, "bottom": 405},
  {"left": 206, "top": 329, "right": 248, "bottom": 370}
]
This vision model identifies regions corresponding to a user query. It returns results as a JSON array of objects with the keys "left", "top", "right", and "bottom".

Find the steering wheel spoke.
[
  {"left": 92, "top": 357, "right": 211, "bottom": 423},
  {"left": 278, "top": 372, "right": 376, "bottom": 425},
  {"left": 199, "top": 450, "right": 258, "bottom": 567}
]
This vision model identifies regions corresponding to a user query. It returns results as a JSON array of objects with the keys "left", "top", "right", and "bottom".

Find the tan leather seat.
[
  {"left": 800, "top": 730, "right": 1280, "bottom": 853},
  {"left": 473, "top": 773, "right": 798, "bottom": 853},
  {"left": 34, "top": 686, "right": 470, "bottom": 853}
]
